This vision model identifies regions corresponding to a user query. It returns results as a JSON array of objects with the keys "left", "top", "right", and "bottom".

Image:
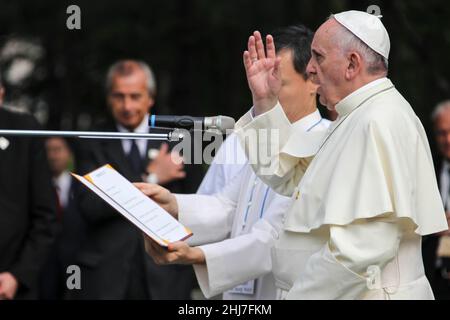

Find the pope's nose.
[{"left": 306, "top": 60, "right": 318, "bottom": 83}]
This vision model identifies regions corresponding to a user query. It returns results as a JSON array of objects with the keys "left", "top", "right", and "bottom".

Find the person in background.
[
  {"left": 40, "top": 137, "right": 86, "bottom": 299},
  {"left": 70, "top": 60, "right": 201, "bottom": 299},
  {"left": 0, "top": 74, "right": 56, "bottom": 300},
  {"left": 423, "top": 101, "right": 450, "bottom": 299}
]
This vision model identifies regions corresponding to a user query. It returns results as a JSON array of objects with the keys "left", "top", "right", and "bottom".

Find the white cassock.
[
  {"left": 175, "top": 110, "right": 330, "bottom": 300},
  {"left": 235, "top": 78, "right": 448, "bottom": 300},
  {"left": 197, "top": 134, "right": 248, "bottom": 195}
]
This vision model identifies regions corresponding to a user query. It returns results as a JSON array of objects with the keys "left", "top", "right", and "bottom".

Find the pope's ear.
[{"left": 345, "top": 52, "right": 362, "bottom": 80}]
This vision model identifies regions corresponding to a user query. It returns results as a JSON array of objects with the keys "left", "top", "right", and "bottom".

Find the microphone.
[{"left": 149, "top": 115, "right": 235, "bottom": 133}]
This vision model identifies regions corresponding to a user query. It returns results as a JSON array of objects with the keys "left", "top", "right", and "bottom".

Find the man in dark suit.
[
  {"left": 0, "top": 79, "right": 57, "bottom": 299},
  {"left": 71, "top": 60, "right": 202, "bottom": 299},
  {"left": 423, "top": 100, "right": 450, "bottom": 299},
  {"left": 40, "top": 137, "right": 86, "bottom": 299}
]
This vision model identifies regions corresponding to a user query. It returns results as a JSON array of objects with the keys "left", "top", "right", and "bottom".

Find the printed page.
[{"left": 72, "top": 164, "right": 192, "bottom": 246}]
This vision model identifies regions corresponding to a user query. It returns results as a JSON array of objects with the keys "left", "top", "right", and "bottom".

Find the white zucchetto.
[{"left": 333, "top": 10, "right": 390, "bottom": 60}]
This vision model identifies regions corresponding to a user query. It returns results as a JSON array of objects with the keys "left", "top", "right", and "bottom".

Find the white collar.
[
  {"left": 341, "top": 77, "right": 387, "bottom": 102},
  {"left": 291, "top": 109, "right": 323, "bottom": 132},
  {"left": 54, "top": 171, "right": 71, "bottom": 189},
  {"left": 116, "top": 114, "right": 149, "bottom": 134},
  {"left": 335, "top": 78, "right": 393, "bottom": 117}
]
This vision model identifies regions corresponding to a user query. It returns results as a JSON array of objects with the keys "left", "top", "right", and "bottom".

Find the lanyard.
[
  {"left": 241, "top": 117, "right": 323, "bottom": 230},
  {"left": 242, "top": 176, "right": 271, "bottom": 230},
  {"left": 242, "top": 177, "right": 262, "bottom": 230},
  {"left": 306, "top": 118, "right": 323, "bottom": 132}
]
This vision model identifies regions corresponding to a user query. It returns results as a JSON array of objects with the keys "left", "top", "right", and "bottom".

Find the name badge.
[{"left": 227, "top": 280, "right": 256, "bottom": 295}]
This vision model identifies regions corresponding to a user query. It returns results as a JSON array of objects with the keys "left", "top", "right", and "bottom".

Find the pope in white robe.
[
  {"left": 176, "top": 111, "right": 328, "bottom": 300},
  {"left": 236, "top": 11, "right": 448, "bottom": 299},
  {"left": 138, "top": 24, "right": 332, "bottom": 300}
]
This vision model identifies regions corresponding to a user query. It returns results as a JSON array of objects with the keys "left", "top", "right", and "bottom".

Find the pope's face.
[
  {"left": 306, "top": 19, "right": 349, "bottom": 110},
  {"left": 107, "top": 70, "right": 154, "bottom": 131},
  {"left": 277, "top": 49, "right": 318, "bottom": 122},
  {"left": 435, "top": 109, "right": 450, "bottom": 161}
]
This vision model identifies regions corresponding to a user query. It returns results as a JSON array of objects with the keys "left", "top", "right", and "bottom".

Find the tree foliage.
[{"left": 0, "top": 0, "right": 448, "bottom": 135}]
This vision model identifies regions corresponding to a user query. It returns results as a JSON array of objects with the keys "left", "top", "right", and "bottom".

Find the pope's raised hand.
[{"left": 243, "top": 31, "right": 282, "bottom": 116}]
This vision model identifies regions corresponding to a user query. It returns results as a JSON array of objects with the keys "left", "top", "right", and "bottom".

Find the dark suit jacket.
[
  {"left": 0, "top": 108, "right": 57, "bottom": 299},
  {"left": 40, "top": 177, "right": 87, "bottom": 299},
  {"left": 59, "top": 178, "right": 87, "bottom": 268},
  {"left": 70, "top": 120, "right": 203, "bottom": 299},
  {"left": 422, "top": 157, "right": 450, "bottom": 299}
]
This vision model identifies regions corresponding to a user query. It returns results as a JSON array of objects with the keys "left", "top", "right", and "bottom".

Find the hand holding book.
[{"left": 72, "top": 164, "right": 192, "bottom": 247}]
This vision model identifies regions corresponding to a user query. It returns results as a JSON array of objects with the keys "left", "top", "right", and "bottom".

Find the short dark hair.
[{"left": 271, "top": 24, "right": 314, "bottom": 79}]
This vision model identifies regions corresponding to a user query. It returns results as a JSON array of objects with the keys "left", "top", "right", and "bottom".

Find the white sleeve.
[
  {"left": 234, "top": 103, "right": 325, "bottom": 197},
  {"left": 176, "top": 165, "right": 247, "bottom": 246},
  {"left": 197, "top": 134, "right": 247, "bottom": 195},
  {"left": 193, "top": 219, "right": 278, "bottom": 298},
  {"left": 286, "top": 217, "right": 402, "bottom": 300},
  {"left": 196, "top": 162, "right": 226, "bottom": 195},
  {"left": 175, "top": 192, "right": 235, "bottom": 247},
  {"left": 192, "top": 191, "right": 291, "bottom": 298}
]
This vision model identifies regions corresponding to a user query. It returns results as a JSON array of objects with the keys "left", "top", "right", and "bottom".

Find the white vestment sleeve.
[
  {"left": 197, "top": 134, "right": 247, "bottom": 195},
  {"left": 193, "top": 219, "right": 279, "bottom": 298},
  {"left": 192, "top": 189, "right": 290, "bottom": 298},
  {"left": 234, "top": 103, "right": 324, "bottom": 197},
  {"left": 175, "top": 193, "right": 236, "bottom": 247},
  {"left": 286, "top": 218, "right": 402, "bottom": 300},
  {"left": 175, "top": 167, "right": 246, "bottom": 246},
  {"left": 196, "top": 161, "right": 227, "bottom": 195}
]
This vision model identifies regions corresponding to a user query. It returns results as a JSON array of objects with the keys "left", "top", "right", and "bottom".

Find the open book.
[{"left": 71, "top": 164, "right": 193, "bottom": 247}]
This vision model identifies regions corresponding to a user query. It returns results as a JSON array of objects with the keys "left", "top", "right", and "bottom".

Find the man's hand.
[
  {"left": 134, "top": 182, "right": 179, "bottom": 218},
  {"left": 0, "top": 273, "right": 18, "bottom": 300},
  {"left": 146, "top": 143, "right": 186, "bottom": 185},
  {"left": 144, "top": 236, "right": 205, "bottom": 266},
  {"left": 243, "top": 31, "right": 282, "bottom": 116}
]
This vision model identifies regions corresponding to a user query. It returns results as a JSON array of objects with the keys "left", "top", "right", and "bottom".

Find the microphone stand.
[{"left": 0, "top": 129, "right": 186, "bottom": 141}]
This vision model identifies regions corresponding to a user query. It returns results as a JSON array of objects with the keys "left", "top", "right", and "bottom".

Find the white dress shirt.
[
  {"left": 116, "top": 115, "right": 149, "bottom": 158},
  {"left": 53, "top": 171, "right": 72, "bottom": 208},
  {"left": 440, "top": 161, "right": 450, "bottom": 210}
]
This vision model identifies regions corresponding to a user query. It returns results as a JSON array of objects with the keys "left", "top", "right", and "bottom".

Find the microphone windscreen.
[{"left": 217, "top": 116, "right": 236, "bottom": 131}]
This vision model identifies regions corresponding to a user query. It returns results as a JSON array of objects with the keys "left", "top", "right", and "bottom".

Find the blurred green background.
[{"left": 0, "top": 0, "right": 449, "bottom": 137}]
